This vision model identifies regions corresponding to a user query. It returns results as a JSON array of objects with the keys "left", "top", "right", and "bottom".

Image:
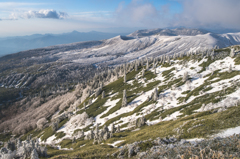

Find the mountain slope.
[{"left": 1, "top": 45, "right": 240, "bottom": 158}]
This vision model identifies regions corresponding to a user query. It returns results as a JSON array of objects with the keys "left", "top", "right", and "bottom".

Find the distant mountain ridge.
[
  {"left": 0, "top": 31, "right": 127, "bottom": 57},
  {"left": 128, "top": 28, "right": 209, "bottom": 37}
]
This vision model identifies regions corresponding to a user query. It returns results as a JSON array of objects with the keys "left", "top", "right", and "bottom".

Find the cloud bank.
[{"left": 112, "top": 0, "right": 240, "bottom": 29}]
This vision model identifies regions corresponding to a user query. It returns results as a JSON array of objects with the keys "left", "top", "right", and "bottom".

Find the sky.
[{"left": 0, "top": 0, "right": 240, "bottom": 37}]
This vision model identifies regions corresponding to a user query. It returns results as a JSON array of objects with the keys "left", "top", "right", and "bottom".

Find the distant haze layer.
[{"left": 0, "top": 31, "right": 127, "bottom": 57}]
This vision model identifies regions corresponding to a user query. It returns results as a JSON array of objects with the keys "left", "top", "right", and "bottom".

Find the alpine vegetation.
[{"left": 1, "top": 31, "right": 240, "bottom": 158}]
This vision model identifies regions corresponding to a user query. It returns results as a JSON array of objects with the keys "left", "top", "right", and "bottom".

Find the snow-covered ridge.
[{"left": 53, "top": 32, "right": 240, "bottom": 67}]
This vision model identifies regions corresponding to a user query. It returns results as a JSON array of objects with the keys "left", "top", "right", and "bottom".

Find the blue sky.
[{"left": 0, "top": 0, "right": 239, "bottom": 37}]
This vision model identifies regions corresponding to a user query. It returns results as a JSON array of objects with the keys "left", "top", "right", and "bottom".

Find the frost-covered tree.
[
  {"left": 137, "top": 116, "right": 146, "bottom": 127},
  {"left": 17, "top": 139, "right": 22, "bottom": 149},
  {"left": 85, "top": 129, "right": 94, "bottom": 140},
  {"left": 110, "top": 123, "right": 115, "bottom": 133},
  {"left": 95, "top": 87, "right": 102, "bottom": 98},
  {"left": 230, "top": 48, "right": 235, "bottom": 58},
  {"left": 103, "top": 132, "right": 109, "bottom": 140},
  {"left": 88, "top": 99, "right": 92, "bottom": 105},
  {"left": 182, "top": 72, "right": 189, "bottom": 82},
  {"left": 146, "top": 58, "right": 149, "bottom": 69},
  {"left": 124, "top": 73, "right": 126, "bottom": 83},
  {"left": 122, "top": 90, "right": 127, "bottom": 107},
  {"left": 102, "top": 125, "right": 109, "bottom": 134},
  {"left": 173, "top": 53, "right": 177, "bottom": 59},
  {"left": 153, "top": 88, "right": 158, "bottom": 101},
  {"left": 135, "top": 62, "right": 138, "bottom": 71},
  {"left": 51, "top": 119, "right": 59, "bottom": 132},
  {"left": 36, "top": 118, "right": 47, "bottom": 130},
  {"left": 102, "top": 91, "right": 105, "bottom": 99},
  {"left": 30, "top": 149, "right": 39, "bottom": 159},
  {"left": 166, "top": 55, "right": 170, "bottom": 64},
  {"left": 142, "top": 69, "right": 145, "bottom": 77},
  {"left": 94, "top": 123, "right": 99, "bottom": 135},
  {"left": 229, "top": 64, "right": 232, "bottom": 73},
  {"left": 116, "top": 125, "right": 120, "bottom": 133}
]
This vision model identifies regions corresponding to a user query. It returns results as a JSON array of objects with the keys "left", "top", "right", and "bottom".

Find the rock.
[
  {"left": 162, "top": 138, "right": 170, "bottom": 144},
  {"left": 169, "top": 137, "right": 177, "bottom": 143},
  {"left": 137, "top": 152, "right": 147, "bottom": 158},
  {"left": 128, "top": 145, "right": 134, "bottom": 158},
  {"left": 189, "top": 141, "right": 198, "bottom": 147},
  {"left": 180, "top": 139, "right": 188, "bottom": 145},
  {"left": 168, "top": 144, "right": 175, "bottom": 149},
  {"left": 117, "top": 147, "right": 126, "bottom": 158},
  {"left": 0, "top": 147, "right": 8, "bottom": 154}
]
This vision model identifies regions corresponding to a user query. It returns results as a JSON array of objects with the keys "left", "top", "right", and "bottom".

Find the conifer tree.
[
  {"left": 142, "top": 69, "right": 145, "bottom": 77},
  {"left": 110, "top": 123, "right": 115, "bottom": 133},
  {"left": 146, "top": 58, "right": 149, "bottom": 69},
  {"left": 182, "top": 72, "right": 188, "bottom": 82},
  {"left": 230, "top": 48, "right": 235, "bottom": 58},
  {"left": 135, "top": 62, "right": 138, "bottom": 71},
  {"left": 31, "top": 149, "right": 39, "bottom": 159},
  {"left": 153, "top": 88, "right": 158, "bottom": 101},
  {"left": 122, "top": 89, "right": 127, "bottom": 107},
  {"left": 124, "top": 73, "right": 126, "bottom": 83},
  {"left": 102, "top": 91, "right": 105, "bottom": 99},
  {"left": 229, "top": 64, "right": 232, "bottom": 73}
]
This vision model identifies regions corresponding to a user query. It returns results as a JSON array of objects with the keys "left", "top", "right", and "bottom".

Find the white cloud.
[{"left": 25, "top": 10, "right": 68, "bottom": 19}]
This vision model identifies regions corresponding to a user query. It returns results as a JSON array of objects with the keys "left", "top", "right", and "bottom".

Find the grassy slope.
[{"left": 11, "top": 45, "right": 240, "bottom": 158}]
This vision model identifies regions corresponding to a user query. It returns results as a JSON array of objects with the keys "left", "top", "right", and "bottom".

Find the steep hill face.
[{"left": 1, "top": 45, "right": 240, "bottom": 158}]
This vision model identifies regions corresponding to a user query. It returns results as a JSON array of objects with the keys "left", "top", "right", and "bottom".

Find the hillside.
[{"left": 1, "top": 45, "right": 240, "bottom": 158}]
